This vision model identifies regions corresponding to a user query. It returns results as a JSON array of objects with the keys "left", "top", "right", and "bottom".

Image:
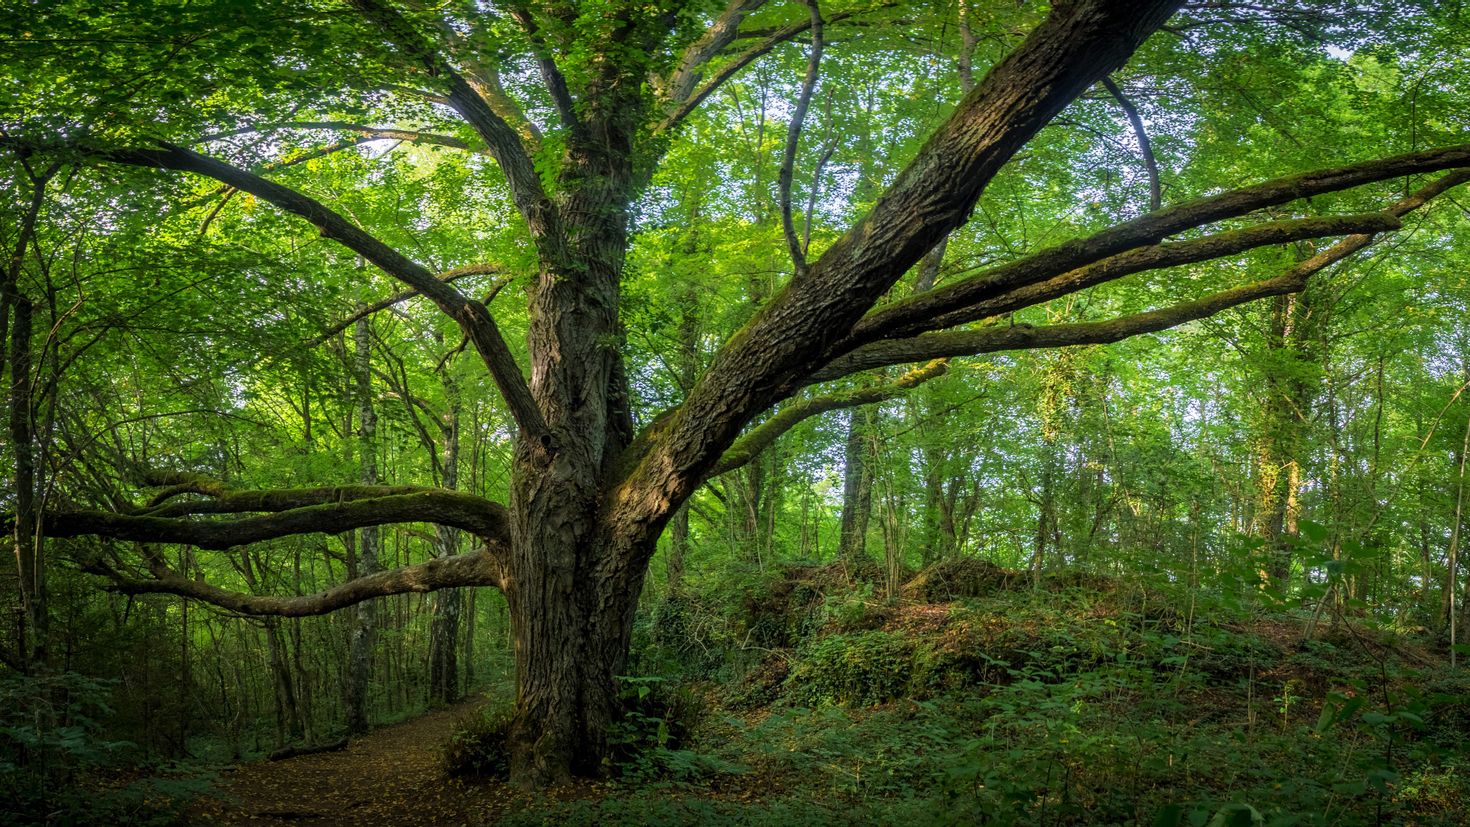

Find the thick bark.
[{"left": 624, "top": 1, "right": 1185, "bottom": 518}]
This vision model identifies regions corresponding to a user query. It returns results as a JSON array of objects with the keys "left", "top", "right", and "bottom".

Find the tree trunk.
[
  {"left": 9, "top": 296, "right": 44, "bottom": 669},
  {"left": 346, "top": 316, "right": 378, "bottom": 734},
  {"left": 1252, "top": 290, "right": 1316, "bottom": 590},
  {"left": 668, "top": 505, "right": 689, "bottom": 590},
  {"left": 428, "top": 373, "right": 463, "bottom": 706},
  {"left": 838, "top": 408, "right": 874, "bottom": 563},
  {"left": 265, "top": 618, "right": 303, "bottom": 746}
]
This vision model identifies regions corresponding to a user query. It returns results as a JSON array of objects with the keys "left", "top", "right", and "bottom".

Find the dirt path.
[{"left": 192, "top": 701, "right": 528, "bottom": 826}]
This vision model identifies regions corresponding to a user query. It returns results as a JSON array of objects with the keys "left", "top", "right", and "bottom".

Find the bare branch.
[
  {"left": 1101, "top": 76, "right": 1162, "bottom": 211},
  {"left": 707, "top": 360, "right": 947, "bottom": 477},
  {"left": 308, "top": 263, "right": 502, "bottom": 347},
  {"left": 779, "top": 0, "right": 824, "bottom": 277}
]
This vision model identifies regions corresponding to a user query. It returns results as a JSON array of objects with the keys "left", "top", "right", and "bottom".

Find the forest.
[{"left": 4, "top": 0, "right": 1470, "bottom": 823}]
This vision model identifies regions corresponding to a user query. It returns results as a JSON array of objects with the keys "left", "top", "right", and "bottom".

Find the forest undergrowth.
[
  {"left": 447, "top": 558, "right": 1470, "bottom": 826},
  {"left": 6, "top": 558, "right": 1469, "bottom": 826}
]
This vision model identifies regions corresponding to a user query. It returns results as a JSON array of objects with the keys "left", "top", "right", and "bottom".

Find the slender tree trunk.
[
  {"left": 429, "top": 374, "right": 463, "bottom": 705},
  {"left": 264, "top": 618, "right": 303, "bottom": 746},
  {"left": 9, "top": 296, "right": 43, "bottom": 669},
  {"left": 346, "top": 316, "right": 378, "bottom": 733},
  {"left": 838, "top": 408, "right": 874, "bottom": 563},
  {"left": 668, "top": 505, "right": 689, "bottom": 590},
  {"left": 1444, "top": 403, "right": 1470, "bottom": 664}
]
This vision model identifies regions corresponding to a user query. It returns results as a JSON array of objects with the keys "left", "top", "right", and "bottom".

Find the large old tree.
[{"left": 6, "top": 0, "right": 1470, "bottom": 784}]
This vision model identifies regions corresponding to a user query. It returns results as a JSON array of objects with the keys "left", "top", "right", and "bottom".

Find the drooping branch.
[
  {"left": 83, "top": 549, "right": 502, "bottom": 617},
  {"left": 39, "top": 489, "right": 510, "bottom": 550},
  {"left": 850, "top": 144, "right": 1470, "bottom": 344},
  {"left": 778, "top": 0, "right": 824, "bottom": 277},
  {"left": 707, "top": 359, "right": 947, "bottom": 477},
  {"left": 43, "top": 140, "right": 550, "bottom": 442},
  {"left": 308, "top": 263, "right": 502, "bottom": 347},
  {"left": 1101, "top": 76, "right": 1162, "bottom": 211},
  {"left": 811, "top": 169, "right": 1470, "bottom": 380}
]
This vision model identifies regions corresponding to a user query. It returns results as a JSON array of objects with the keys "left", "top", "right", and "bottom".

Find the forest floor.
[
  {"left": 190, "top": 699, "right": 536, "bottom": 826},
  {"left": 171, "top": 563, "right": 1468, "bottom": 826}
]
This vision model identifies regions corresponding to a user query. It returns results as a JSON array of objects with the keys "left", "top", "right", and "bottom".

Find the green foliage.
[
  {"left": 0, "top": 672, "right": 207, "bottom": 825},
  {"left": 606, "top": 676, "right": 736, "bottom": 783},
  {"left": 442, "top": 704, "right": 513, "bottom": 781},
  {"left": 785, "top": 631, "right": 918, "bottom": 708}
]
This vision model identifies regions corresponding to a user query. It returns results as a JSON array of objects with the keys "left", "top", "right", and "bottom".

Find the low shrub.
[
  {"left": 442, "top": 704, "right": 513, "bottom": 780},
  {"left": 785, "top": 631, "right": 918, "bottom": 707}
]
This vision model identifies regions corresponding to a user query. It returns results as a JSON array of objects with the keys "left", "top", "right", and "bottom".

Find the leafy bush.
[
  {"left": 785, "top": 631, "right": 917, "bottom": 707},
  {"left": 607, "top": 676, "right": 731, "bottom": 781},
  {"left": 442, "top": 704, "right": 513, "bottom": 780},
  {"left": 0, "top": 671, "right": 203, "bottom": 825}
]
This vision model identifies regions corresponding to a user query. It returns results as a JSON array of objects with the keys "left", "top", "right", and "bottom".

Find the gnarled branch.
[
  {"left": 83, "top": 549, "right": 502, "bottom": 617},
  {"left": 41, "top": 489, "right": 510, "bottom": 550}
]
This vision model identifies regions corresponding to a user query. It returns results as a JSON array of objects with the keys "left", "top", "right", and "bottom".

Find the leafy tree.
[{"left": 6, "top": 0, "right": 1470, "bottom": 786}]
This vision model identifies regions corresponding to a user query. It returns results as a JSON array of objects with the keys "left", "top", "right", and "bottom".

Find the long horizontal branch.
[
  {"left": 851, "top": 143, "right": 1470, "bottom": 344},
  {"left": 813, "top": 169, "right": 1470, "bottom": 380},
  {"left": 134, "top": 483, "right": 440, "bottom": 518},
  {"left": 707, "top": 359, "right": 947, "bottom": 477},
  {"left": 84, "top": 550, "right": 502, "bottom": 617},
  {"left": 910, "top": 211, "right": 1399, "bottom": 331},
  {"left": 193, "top": 121, "right": 478, "bottom": 152},
  {"left": 42, "top": 490, "right": 510, "bottom": 550},
  {"left": 819, "top": 276, "right": 1308, "bottom": 377}
]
